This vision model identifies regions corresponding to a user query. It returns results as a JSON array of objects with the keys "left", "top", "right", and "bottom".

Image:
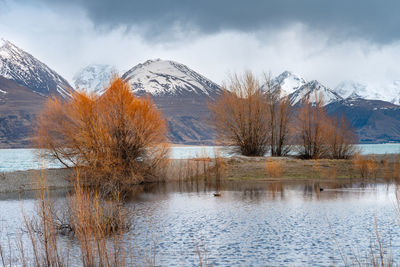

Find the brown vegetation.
[
  {"left": 68, "top": 173, "right": 129, "bottom": 266},
  {"left": 15, "top": 170, "right": 132, "bottom": 267},
  {"left": 264, "top": 76, "right": 292, "bottom": 157},
  {"left": 265, "top": 160, "right": 283, "bottom": 178},
  {"left": 23, "top": 170, "right": 65, "bottom": 267},
  {"left": 35, "top": 77, "right": 169, "bottom": 194},
  {"left": 326, "top": 115, "right": 358, "bottom": 159},
  {"left": 173, "top": 152, "right": 226, "bottom": 186},
  {"left": 352, "top": 154, "right": 379, "bottom": 179},
  {"left": 295, "top": 93, "right": 330, "bottom": 159},
  {"left": 208, "top": 71, "right": 270, "bottom": 156},
  {"left": 210, "top": 72, "right": 356, "bottom": 160},
  {"left": 295, "top": 93, "right": 357, "bottom": 159}
]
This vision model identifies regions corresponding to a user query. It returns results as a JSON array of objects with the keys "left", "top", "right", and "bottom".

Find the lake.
[
  {"left": 0, "top": 181, "right": 399, "bottom": 266},
  {"left": 1, "top": 143, "right": 400, "bottom": 172}
]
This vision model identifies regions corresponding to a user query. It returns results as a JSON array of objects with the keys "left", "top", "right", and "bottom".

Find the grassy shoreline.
[{"left": 0, "top": 154, "right": 398, "bottom": 194}]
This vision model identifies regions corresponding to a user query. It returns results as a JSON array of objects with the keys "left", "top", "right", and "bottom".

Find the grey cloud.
[{"left": 15, "top": 0, "right": 400, "bottom": 43}]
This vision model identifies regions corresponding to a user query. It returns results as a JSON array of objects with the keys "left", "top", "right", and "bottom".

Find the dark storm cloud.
[{"left": 19, "top": 0, "right": 400, "bottom": 43}]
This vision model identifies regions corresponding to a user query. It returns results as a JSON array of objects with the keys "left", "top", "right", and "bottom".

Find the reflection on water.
[{"left": 1, "top": 180, "right": 400, "bottom": 266}]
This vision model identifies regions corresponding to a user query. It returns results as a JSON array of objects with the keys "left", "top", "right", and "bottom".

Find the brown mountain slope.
[
  {"left": 0, "top": 77, "right": 45, "bottom": 148},
  {"left": 151, "top": 95, "right": 216, "bottom": 145}
]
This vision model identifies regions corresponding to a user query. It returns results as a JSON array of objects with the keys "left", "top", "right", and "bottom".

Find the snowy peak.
[
  {"left": 267, "top": 71, "right": 341, "bottom": 105},
  {"left": 290, "top": 80, "right": 343, "bottom": 105},
  {"left": 334, "top": 81, "right": 365, "bottom": 99},
  {"left": 334, "top": 81, "right": 400, "bottom": 105},
  {"left": 0, "top": 39, "right": 72, "bottom": 98},
  {"left": 73, "top": 64, "right": 117, "bottom": 94},
  {"left": 121, "top": 59, "right": 221, "bottom": 97},
  {"left": 271, "top": 71, "right": 306, "bottom": 96}
]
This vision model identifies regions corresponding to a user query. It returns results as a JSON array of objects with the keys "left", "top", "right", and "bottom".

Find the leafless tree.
[
  {"left": 295, "top": 92, "right": 358, "bottom": 159},
  {"left": 264, "top": 75, "right": 292, "bottom": 156},
  {"left": 295, "top": 93, "right": 330, "bottom": 159},
  {"left": 209, "top": 71, "right": 270, "bottom": 156},
  {"left": 327, "top": 115, "right": 358, "bottom": 159}
]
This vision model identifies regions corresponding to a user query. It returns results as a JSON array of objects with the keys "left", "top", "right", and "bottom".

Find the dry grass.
[
  {"left": 14, "top": 169, "right": 133, "bottom": 267},
  {"left": 265, "top": 160, "right": 283, "bottom": 178},
  {"left": 391, "top": 156, "right": 400, "bottom": 183},
  {"left": 172, "top": 152, "right": 226, "bottom": 184},
  {"left": 312, "top": 160, "right": 321, "bottom": 179},
  {"left": 223, "top": 155, "right": 400, "bottom": 181},
  {"left": 22, "top": 169, "right": 67, "bottom": 267},
  {"left": 353, "top": 154, "right": 379, "bottom": 179},
  {"left": 213, "top": 150, "right": 227, "bottom": 181},
  {"left": 68, "top": 172, "right": 129, "bottom": 267}
]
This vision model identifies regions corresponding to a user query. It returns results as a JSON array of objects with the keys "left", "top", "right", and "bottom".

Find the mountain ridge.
[
  {"left": 121, "top": 59, "right": 222, "bottom": 97},
  {"left": 0, "top": 39, "right": 72, "bottom": 98}
]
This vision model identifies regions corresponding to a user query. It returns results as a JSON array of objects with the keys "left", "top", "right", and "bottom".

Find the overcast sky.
[{"left": 1, "top": 0, "right": 400, "bottom": 88}]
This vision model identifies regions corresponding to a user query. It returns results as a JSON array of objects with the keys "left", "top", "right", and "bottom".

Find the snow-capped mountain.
[
  {"left": 73, "top": 64, "right": 118, "bottom": 94},
  {"left": 270, "top": 71, "right": 342, "bottom": 105},
  {"left": 334, "top": 81, "right": 400, "bottom": 105},
  {"left": 121, "top": 59, "right": 221, "bottom": 97},
  {"left": 0, "top": 39, "right": 72, "bottom": 98},
  {"left": 271, "top": 71, "right": 306, "bottom": 96},
  {"left": 289, "top": 80, "right": 343, "bottom": 105}
]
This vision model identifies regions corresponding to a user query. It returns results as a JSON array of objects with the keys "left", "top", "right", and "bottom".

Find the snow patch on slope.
[
  {"left": 270, "top": 71, "right": 342, "bottom": 105},
  {"left": 334, "top": 81, "right": 400, "bottom": 105},
  {"left": 271, "top": 71, "right": 306, "bottom": 96},
  {"left": 122, "top": 59, "right": 221, "bottom": 96},
  {"left": 290, "top": 80, "right": 343, "bottom": 105}
]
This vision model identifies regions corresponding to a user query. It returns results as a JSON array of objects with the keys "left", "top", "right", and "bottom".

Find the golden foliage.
[{"left": 35, "top": 77, "right": 169, "bottom": 192}]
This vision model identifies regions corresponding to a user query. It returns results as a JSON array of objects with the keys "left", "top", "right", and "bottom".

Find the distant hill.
[{"left": 326, "top": 98, "right": 400, "bottom": 143}]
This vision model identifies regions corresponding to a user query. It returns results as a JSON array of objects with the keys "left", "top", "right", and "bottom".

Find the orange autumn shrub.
[{"left": 35, "top": 77, "right": 169, "bottom": 193}]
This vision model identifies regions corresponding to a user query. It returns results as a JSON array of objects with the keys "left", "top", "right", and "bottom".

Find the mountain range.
[{"left": 1, "top": 39, "right": 400, "bottom": 147}]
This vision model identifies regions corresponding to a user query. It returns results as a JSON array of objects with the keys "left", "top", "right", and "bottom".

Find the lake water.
[
  {"left": 1, "top": 143, "right": 400, "bottom": 173},
  {"left": 0, "top": 181, "right": 399, "bottom": 266}
]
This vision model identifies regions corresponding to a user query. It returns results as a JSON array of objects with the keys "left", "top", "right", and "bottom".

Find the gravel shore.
[
  {"left": 0, "top": 158, "right": 205, "bottom": 193},
  {"left": 0, "top": 168, "right": 73, "bottom": 193}
]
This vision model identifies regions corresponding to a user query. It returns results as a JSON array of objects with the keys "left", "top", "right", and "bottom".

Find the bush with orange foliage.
[
  {"left": 35, "top": 77, "right": 169, "bottom": 193},
  {"left": 208, "top": 71, "right": 270, "bottom": 156},
  {"left": 295, "top": 92, "right": 357, "bottom": 159}
]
